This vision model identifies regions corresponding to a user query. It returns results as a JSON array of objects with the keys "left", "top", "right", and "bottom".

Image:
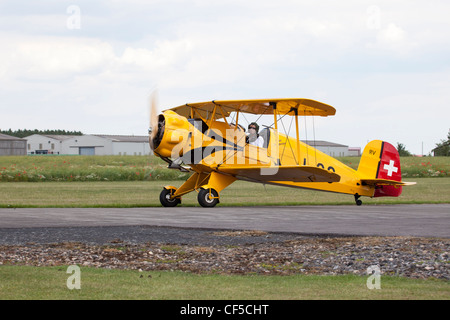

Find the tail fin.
[{"left": 357, "top": 140, "right": 405, "bottom": 197}]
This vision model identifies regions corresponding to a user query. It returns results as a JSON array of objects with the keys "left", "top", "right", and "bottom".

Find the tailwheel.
[
  {"left": 354, "top": 194, "right": 362, "bottom": 206},
  {"left": 198, "top": 188, "right": 219, "bottom": 208},
  {"left": 160, "top": 188, "right": 181, "bottom": 207}
]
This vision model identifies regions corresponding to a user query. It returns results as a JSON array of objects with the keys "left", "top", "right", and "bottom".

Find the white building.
[
  {"left": 302, "top": 140, "right": 349, "bottom": 157},
  {"left": 61, "top": 135, "right": 113, "bottom": 155},
  {"left": 25, "top": 134, "right": 151, "bottom": 156},
  {"left": 25, "top": 134, "right": 77, "bottom": 154},
  {"left": 94, "top": 135, "right": 151, "bottom": 156}
]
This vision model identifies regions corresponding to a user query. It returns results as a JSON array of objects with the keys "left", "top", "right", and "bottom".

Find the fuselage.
[{"left": 152, "top": 110, "right": 376, "bottom": 198}]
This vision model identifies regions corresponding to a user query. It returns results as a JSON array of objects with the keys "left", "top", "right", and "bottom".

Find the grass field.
[
  {"left": 0, "top": 266, "right": 448, "bottom": 300},
  {"left": 0, "top": 155, "right": 190, "bottom": 182},
  {"left": 0, "top": 178, "right": 448, "bottom": 207},
  {"left": 0, "top": 155, "right": 448, "bottom": 206},
  {"left": 0, "top": 155, "right": 448, "bottom": 182}
]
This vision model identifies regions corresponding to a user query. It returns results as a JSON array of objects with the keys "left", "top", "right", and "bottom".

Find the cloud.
[
  {"left": 378, "top": 23, "right": 406, "bottom": 44},
  {"left": 121, "top": 39, "right": 193, "bottom": 72},
  {"left": 0, "top": 34, "right": 116, "bottom": 81},
  {"left": 365, "top": 23, "right": 417, "bottom": 56},
  {"left": 0, "top": 35, "right": 190, "bottom": 88}
]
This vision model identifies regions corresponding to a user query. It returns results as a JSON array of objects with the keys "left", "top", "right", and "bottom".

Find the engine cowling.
[{"left": 150, "top": 110, "right": 190, "bottom": 158}]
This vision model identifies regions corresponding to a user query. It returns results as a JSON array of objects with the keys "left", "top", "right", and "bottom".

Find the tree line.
[{"left": 0, "top": 129, "right": 83, "bottom": 138}]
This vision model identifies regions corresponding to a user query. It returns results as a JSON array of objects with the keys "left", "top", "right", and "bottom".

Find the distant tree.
[
  {"left": 433, "top": 129, "right": 450, "bottom": 156},
  {"left": 396, "top": 142, "right": 412, "bottom": 157},
  {"left": 0, "top": 129, "right": 83, "bottom": 138}
]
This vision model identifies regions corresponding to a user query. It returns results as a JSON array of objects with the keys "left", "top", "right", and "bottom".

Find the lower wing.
[{"left": 217, "top": 165, "right": 341, "bottom": 183}]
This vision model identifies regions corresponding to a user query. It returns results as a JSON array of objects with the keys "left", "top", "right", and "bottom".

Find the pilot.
[{"left": 247, "top": 122, "right": 264, "bottom": 147}]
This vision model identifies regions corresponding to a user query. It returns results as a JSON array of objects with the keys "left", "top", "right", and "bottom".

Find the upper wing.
[
  {"left": 217, "top": 165, "right": 341, "bottom": 183},
  {"left": 168, "top": 98, "right": 336, "bottom": 120}
]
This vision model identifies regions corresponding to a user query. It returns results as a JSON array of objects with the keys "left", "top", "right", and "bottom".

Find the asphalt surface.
[{"left": 0, "top": 204, "right": 448, "bottom": 245}]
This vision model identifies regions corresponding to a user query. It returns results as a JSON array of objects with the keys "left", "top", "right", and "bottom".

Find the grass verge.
[
  {"left": 0, "top": 178, "right": 448, "bottom": 208},
  {"left": 0, "top": 266, "right": 448, "bottom": 300}
]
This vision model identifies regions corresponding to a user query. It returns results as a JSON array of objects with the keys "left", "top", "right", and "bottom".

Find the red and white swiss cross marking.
[{"left": 383, "top": 160, "right": 398, "bottom": 177}]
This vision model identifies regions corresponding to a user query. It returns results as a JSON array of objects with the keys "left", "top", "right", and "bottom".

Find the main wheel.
[
  {"left": 160, "top": 188, "right": 181, "bottom": 207},
  {"left": 354, "top": 194, "right": 362, "bottom": 206},
  {"left": 198, "top": 188, "right": 219, "bottom": 207}
]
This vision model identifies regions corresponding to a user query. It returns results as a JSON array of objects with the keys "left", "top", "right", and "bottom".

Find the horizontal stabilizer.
[
  {"left": 361, "top": 179, "right": 416, "bottom": 186},
  {"left": 217, "top": 165, "right": 341, "bottom": 183}
]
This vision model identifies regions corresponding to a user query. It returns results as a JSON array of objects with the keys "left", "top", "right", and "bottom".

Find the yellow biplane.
[{"left": 148, "top": 94, "right": 415, "bottom": 207}]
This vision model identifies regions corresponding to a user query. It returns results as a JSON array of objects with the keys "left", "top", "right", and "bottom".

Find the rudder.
[{"left": 358, "top": 140, "right": 402, "bottom": 197}]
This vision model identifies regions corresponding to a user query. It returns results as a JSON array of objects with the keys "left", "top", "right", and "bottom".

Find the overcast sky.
[{"left": 0, "top": 0, "right": 449, "bottom": 155}]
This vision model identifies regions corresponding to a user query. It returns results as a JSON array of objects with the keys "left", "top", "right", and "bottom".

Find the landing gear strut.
[{"left": 354, "top": 194, "right": 362, "bottom": 206}]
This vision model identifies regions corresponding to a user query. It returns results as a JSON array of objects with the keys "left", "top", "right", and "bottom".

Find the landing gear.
[
  {"left": 160, "top": 188, "right": 181, "bottom": 207},
  {"left": 198, "top": 188, "right": 219, "bottom": 207},
  {"left": 354, "top": 194, "right": 362, "bottom": 206},
  {"left": 158, "top": 172, "right": 233, "bottom": 208}
]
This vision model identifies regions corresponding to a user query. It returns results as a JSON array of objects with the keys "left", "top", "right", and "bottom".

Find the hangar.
[
  {"left": 0, "top": 133, "right": 27, "bottom": 156},
  {"left": 94, "top": 135, "right": 151, "bottom": 156},
  {"left": 302, "top": 140, "right": 349, "bottom": 157},
  {"left": 24, "top": 134, "right": 151, "bottom": 156},
  {"left": 25, "top": 134, "right": 77, "bottom": 154}
]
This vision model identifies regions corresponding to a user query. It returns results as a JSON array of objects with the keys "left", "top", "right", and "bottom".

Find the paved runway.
[{"left": 0, "top": 204, "right": 449, "bottom": 238}]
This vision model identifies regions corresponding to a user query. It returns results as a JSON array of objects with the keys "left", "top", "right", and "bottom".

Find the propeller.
[{"left": 148, "top": 90, "right": 159, "bottom": 150}]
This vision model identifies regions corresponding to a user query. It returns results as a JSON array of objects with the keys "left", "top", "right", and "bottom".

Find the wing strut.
[
  {"left": 270, "top": 102, "right": 278, "bottom": 131},
  {"left": 294, "top": 107, "right": 301, "bottom": 165}
]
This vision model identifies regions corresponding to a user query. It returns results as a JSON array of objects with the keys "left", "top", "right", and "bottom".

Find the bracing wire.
[
  {"left": 218, "top": 105, "right": 270, "bottom": 167},
  {"left": 280, "top": 113, "right": 296, "bottom": 164},
  {"left": 240, "top": 112, "right": 250, "bottom": 126}
]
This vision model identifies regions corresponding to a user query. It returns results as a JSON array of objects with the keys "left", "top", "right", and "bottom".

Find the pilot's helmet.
[{"left": 248, "top": 122, "right": 259, "bottom": 133}]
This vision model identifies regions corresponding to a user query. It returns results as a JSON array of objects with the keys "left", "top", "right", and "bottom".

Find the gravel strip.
[{"left": 0, "top": 226, "right": 448, "bottom": 280}]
